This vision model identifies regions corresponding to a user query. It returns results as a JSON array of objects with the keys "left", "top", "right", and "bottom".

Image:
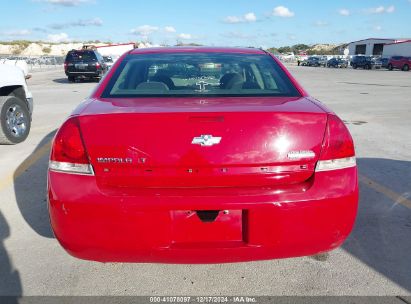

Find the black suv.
[
  {"left": 350, "top": 56, "right": 381, "bottom": 70},
  {"left": 64, "top": 49, "right": 107, "bottom": 82}
]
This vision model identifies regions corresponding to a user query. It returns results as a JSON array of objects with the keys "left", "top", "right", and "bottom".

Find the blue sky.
[{"left": 0, "top": 0, "right": 410, "bottom": 47}]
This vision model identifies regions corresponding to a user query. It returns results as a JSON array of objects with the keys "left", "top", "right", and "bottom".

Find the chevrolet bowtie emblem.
[{"left": 192, "top": 135, "right": 222, "bottom": 147}]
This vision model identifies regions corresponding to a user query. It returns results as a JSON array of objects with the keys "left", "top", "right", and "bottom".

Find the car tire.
[
  {"left": 403, "top": 64, "right": 409, "bottom": 71},
  {"left": 0, "top": 96, "right": 31, "bottom": 145},
  {"left": 388, "top": 64, "right": 393, "bottom": 71},
  {"left": 353, "top": 64, "right": 357, "bottom": 69},
  {"left": 68, "top": 76, "right": 75, "bottom": 82}
]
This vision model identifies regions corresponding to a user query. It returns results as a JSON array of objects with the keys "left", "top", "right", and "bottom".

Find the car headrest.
[
  {"left": 151, "top": 73, "right": 175, "bottom": 89},
  {"left": 220, "top": 73, "right": 244, "bottom": 90}
]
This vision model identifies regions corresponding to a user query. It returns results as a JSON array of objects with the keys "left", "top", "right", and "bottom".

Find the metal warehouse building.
[
  {"left": 383, "top": 40, "right": 411, "bottom": 57},
  {"left": 348, "top": 38, "right": 399, "bottom": 56}
]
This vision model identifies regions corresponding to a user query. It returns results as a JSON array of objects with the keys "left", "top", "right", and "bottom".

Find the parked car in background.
[
  {"left": 381, "top": 57, "right": 390, "bottom": 69},
  {"left": 327, "top": 58, "right": 348, "bottom": 68},
  {"left": 318, "top": 56, "right": 328, "bottom": 67},
  {"left": 48, "top": 46, "right": 358, "bottom": 263},
  {"left": 387, "top": 56, "right": 411, "bottom": 71},
  {"left": 371, "top": 57, "right": 383, "bottom": 69},
  {"left": 307, "top": 56, "right": 321, "bottom": 67},
  {"left": 64, "top": 49, "right": 108, "bottom": 82},
  {"left": 350, "top": 56, "right": 381, "bottom": 70},
  {"left": 0, "top": 64, "right": 33, "bottom": 144},
  {"left": 103, "top": 56, "right": 114, "bottom": 69},
  {"left": 299, "top": 58, "right": 308, "bottom": 66}
]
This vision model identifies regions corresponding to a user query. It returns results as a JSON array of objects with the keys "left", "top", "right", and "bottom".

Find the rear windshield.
[
  {"left": 66, "top": 51, "right": 97, "bottom": 62},
  {"left": 102, "top": 53, "right": 300, "bottom": 98}
]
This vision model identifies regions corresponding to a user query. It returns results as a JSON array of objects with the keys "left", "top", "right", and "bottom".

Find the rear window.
[
  {"left": 102, "top": 53, "right": 300, "bottom": 98},
  {"left": 66, "top": 51, "right": 97, "bottom": 62}
]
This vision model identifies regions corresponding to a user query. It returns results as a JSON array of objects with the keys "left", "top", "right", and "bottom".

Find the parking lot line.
[
  {"left": 0, "top": 140, "right": 51, "bottom": 193},
  {"left": 359, "top": 174, "right": 411, "bottom": 209}
]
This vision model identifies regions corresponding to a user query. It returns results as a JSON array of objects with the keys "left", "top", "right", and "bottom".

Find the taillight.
[
  {"left": 315, "top": 114, "right": 356, "bottom": 172},
  {"left": 95, "top": 62, "right": 101, "bottom": 69},
  {"left": 49, "top": 117, "right": 94, "bottom": 175},
  {"left": 64, "top": 62, "right": 68, "bottom": 70}
]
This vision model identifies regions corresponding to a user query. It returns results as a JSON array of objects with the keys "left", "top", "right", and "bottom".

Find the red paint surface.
[{"left": 388, "top": 56, "right": 411, "bottom": 70}]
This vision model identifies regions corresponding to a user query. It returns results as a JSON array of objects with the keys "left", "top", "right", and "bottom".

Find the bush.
[
  {"left": 42, "top": 47, "right": 52, "bottom": 54},
  {"left": 8, "top": 40, "right": 31, "bottom": 55}
]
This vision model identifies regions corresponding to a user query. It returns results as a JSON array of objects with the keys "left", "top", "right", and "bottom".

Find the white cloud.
[
  {"left": 224, "top": 12, "right": 257, "bottom": 23},
  {"left": 50, "top": 17, "right": 103, "bottom": 29},
  {"left": 75, "top": 17, "right": 102, "bottom": 27},
  {"left": 178, "top": 33, "right": 192, "bottom": 40},
  {"left": 0, "top": 29, "right": 31, "bottom": 37},
  {"left": 386, "top": 5, "right": 395, "bottom": 13},
  {"left": 244, "top": 12, "right": 257, "bottom": 22},
  {"left": 47, "top": 32, "right": 71, "bottom": 42},
  {"left": 339, "top": 9, "right": 350, "bottom": 16},
  {"left": 35, "top": 0, "right": 93, "bottom": 6},
  {"left": 367, "top": 5, "right": 395, "bottom": 14},
  {"left": 130, "top": 25, "right": 159, "bottom": 38},
  {"left": 372, "top": 6, "right": 385, "bottom": 13},
  {"left": 164, "top": 26, "right": 176, "bottom": 33},
  {"left": 272, "top": 6, "right": 295, "bottom": 18},
  {"left": 224, "top": 16, "right": 242, "bottom": 24}
]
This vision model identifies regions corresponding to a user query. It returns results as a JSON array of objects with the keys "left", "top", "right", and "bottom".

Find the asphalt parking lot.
[{"left": 0, "top": 66, "right": 410, "bottom": 297}]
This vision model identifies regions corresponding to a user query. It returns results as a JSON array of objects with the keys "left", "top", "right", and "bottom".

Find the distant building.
[
  {"left": 383, "top": 40, "right": 411, "bottom": 57},
  {"left": 347, "top": 38, "right": 403, "bottom": 56}
]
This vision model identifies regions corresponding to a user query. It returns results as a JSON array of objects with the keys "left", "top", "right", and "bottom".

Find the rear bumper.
[
  {"left": 47, "top": 167, "right": 358, "bottom": 263},
  {"left": 65, "top": 70, "right": 102, "bottom": 78}
]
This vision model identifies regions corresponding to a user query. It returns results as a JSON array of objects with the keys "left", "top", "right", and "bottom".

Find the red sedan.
[
  {"left": 48, "top": 47, "right": 358, "bottom": 263},
  {"left": 388, "top": 56, "right": 411, "bottom": 71}
]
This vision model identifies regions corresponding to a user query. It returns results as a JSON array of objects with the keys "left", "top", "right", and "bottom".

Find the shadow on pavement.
[
  {"left": 52, "top": 78, "right": 69, "bottom": 84},
  {"left": 0, "top": 211, "right": 22, "bottom": 298},
  {"left": 13, "top": 131, "right": 56, "bottom": 238},
  {"left": 53, "top": 78, "right": 99, "bottom": 84},
  {"left": 343, "top": 158, "right": 411, "bottom": 292}
]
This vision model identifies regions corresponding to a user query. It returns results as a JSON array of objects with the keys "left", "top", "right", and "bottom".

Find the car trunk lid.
[{"left": 79, "top": 97, "right": 327, "bottom": 189}]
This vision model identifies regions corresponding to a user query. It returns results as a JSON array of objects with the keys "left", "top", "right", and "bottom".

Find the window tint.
[
  {"left": 102, "top": 53, "right": 300, "bottom": 98},
  {"left": 66, "top": 51, "right": 97, "bottom": 62}
]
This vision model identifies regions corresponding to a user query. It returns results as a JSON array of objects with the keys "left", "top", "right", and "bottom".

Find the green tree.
[
  {"left": 266, "top": 47, "right": 279, "bottom": 54},
  {"left": 277, "top": 46, "right": 292, "bottom": 53}
]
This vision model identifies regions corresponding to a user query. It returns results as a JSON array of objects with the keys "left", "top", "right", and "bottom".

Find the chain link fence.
[{"left": 0, "top": 55, "right": 64, "bottom": 72}]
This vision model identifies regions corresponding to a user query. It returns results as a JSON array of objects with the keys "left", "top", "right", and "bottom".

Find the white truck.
[{"left": 0, "top": 64, "right": 33, "bottom": 144}]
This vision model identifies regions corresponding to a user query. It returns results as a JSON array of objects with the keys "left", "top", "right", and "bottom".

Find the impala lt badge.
[
  {"left": 97, "top": 157, "right": 133, "bottom": 164},
  {"left": 192, "top": 135, "right": 222, "bottom": 147}
]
